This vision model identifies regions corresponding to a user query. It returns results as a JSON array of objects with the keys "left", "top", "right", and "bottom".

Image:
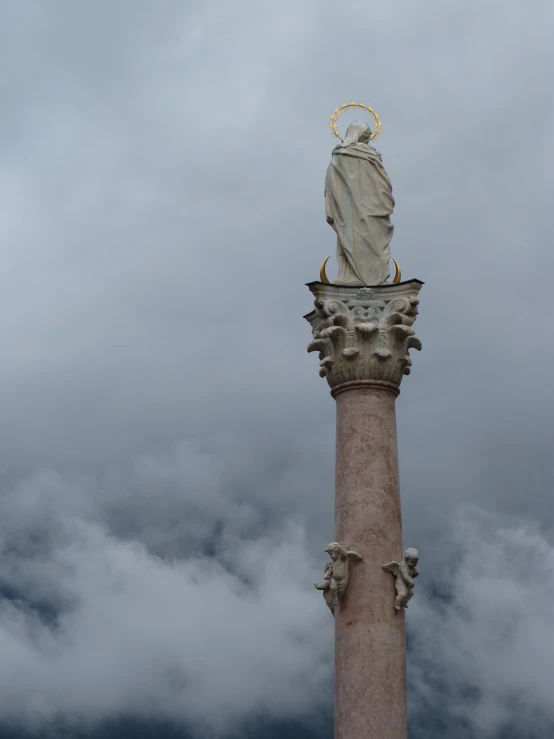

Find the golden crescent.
[
  {"left": 392, "top": 258, "right": 401, "bottom": 284},
  {"left": 320, "top": 256, "right": 331, "bottom": 284}
]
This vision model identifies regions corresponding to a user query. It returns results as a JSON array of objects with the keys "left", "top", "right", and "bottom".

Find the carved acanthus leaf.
[{"left": 305, "top": 281, "right": 423, "bottom": 390}]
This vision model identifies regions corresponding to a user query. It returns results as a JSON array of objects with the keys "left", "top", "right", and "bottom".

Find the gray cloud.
[
  {"left": 410, "top": 507, "right": 554, "bottom": 737},
  {"left": 1, "top": 0, "right": 554, "bottom": 736}
]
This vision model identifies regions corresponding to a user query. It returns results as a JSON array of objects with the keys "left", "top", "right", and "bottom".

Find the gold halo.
[{"left": 329, "top": 102, "right": 382, "bottom": 141}]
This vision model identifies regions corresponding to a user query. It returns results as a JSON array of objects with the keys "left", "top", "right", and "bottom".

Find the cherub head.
[
  {"left": 404, "top": 548, "right": 419, "bottom": 565},
  {"left": 324, "top": 542, "right": 345, "bottom": 561}
]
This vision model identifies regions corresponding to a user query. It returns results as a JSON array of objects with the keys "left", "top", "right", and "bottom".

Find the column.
[{"left": 305, "top": 280, "right": 423, "bottom": 739}]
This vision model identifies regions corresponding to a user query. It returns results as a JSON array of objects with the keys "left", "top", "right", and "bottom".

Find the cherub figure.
[
  {"left": 382, "top": 548, "right": 420, "bottom": 611},
  {"left": 314, "top": 541, "right": 362, "bottom": 615},
  {"left": 313, "top": 562, "right": 336, "bottom": 614}
]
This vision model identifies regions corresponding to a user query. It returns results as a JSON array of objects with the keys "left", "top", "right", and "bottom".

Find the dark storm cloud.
[{"left": 1, "top": 1, "right": 554, "bottom": 737}]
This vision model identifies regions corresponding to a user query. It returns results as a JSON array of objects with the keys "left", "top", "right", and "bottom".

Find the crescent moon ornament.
[
  {"left": 329, "top": 102, "right": 382, "bottom": 141},
  {"left": 320, "top": 257, "right": 400, "bottom": 285},
  {"left": 320, "top": 256, "right": 331, "bottom": 284}
]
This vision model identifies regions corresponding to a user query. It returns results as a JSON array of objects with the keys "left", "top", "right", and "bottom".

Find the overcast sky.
[{"left": 1, "top": 1, "right": 554, "bottom": 738}]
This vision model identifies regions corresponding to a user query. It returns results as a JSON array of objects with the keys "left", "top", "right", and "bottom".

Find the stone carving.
[
  {"left": 314, "top": 541, "right": 362, "bottom": 616},
  {"left": 356, "top": 287, "right": 374, "bottom": 300},
  {"left": 305, "top": 281, "right": 422, "bottom": 390},
  {"left": 325, "top": 121, "right": 395, "bottom": 286},
  {"left": 314, "top": 562, "right": 336, "bottom": 615},
  {"left": 383, "top": 548, "right": 420, "bottom": 611}
]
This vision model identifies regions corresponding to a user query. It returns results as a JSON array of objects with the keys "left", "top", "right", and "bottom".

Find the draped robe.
[{"left": 325, "top": 139, "right": 395, "bottom": 285}]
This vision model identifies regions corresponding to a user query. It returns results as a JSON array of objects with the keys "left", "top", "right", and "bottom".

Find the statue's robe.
[{"left": 325, "top": 142, "right": 395, "bottom": 285}]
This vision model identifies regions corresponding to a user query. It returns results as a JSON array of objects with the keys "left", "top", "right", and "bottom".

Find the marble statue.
[
  {"left": 325, "top": 120, "right": 395, "bottom": 286},
  {"left": 314, "top": 541, "right": 362, "bottom": 615},
  {"left": 313, "top": 562, "right": 336, "bottom": 614},
  {"left": 383, "top": 548, "right": 420, "bottom": 611}
]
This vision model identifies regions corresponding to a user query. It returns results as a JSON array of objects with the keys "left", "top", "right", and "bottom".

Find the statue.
[
  {"left": 324, "top": 115, "right": 395, "bottom": 286},
  {"left": 314, "top": 541, "right": 362, "bottom": 615},
  {"left": 313, "top": 562, "right": 336, "bottom": 614},
  {"left": 382, "top": 548, "right": 420, "bottom": 611}
]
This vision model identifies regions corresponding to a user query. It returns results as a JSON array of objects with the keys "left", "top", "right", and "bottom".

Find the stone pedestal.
[{"left": 305, "top": 280, "right": 423, "bottom": 739}]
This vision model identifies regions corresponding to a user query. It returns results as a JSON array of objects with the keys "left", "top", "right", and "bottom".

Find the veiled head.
[{"left": 343, "top": 120, "right": 372, "bottom": 146}]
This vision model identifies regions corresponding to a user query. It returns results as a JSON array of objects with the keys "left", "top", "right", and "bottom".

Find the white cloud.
[
  {"left": 0, "top": 479, "right": 332, "bottom": 735},
  {"left": 4, "top": 454, "right": 554, "bottom": 739}
]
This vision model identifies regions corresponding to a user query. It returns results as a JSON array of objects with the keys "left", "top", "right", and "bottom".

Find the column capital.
[{"left": 304, "top": 280, "right": 423, "bottom": 393}]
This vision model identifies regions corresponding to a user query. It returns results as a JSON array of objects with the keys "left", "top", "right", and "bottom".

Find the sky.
[{"left": 1, "top": 1, "right": 554, "bottom": 737}]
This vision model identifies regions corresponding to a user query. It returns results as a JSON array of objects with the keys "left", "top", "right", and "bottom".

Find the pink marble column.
[{"left": 333, "top": 380, "right": 406, "bottom": 739}]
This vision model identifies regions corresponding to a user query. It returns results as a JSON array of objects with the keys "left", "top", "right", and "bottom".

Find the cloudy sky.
[{"left": 1, "top": 1, "right": 554, "bottom": 737}]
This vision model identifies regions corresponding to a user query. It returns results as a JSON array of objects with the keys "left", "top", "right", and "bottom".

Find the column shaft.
[{"left": 334, "top": 385, "right": 407, "bottom": 739}]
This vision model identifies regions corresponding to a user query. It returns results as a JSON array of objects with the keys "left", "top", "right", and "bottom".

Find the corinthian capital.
[{"left": 304, "top": 281, "right": 423, "bottom": 394}]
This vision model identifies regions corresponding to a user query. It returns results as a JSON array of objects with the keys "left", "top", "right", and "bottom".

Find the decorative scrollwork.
[{"left": 305, "top": 282, "right": 423, "bottom": 390}]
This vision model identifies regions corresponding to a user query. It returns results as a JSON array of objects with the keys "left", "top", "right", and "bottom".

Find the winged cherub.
[
  {"left": 382, "top": 548, "right": 420, "bottom": 611},
  {"left": 314, "top": 541, "right": 362, "bottom": 615}
]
